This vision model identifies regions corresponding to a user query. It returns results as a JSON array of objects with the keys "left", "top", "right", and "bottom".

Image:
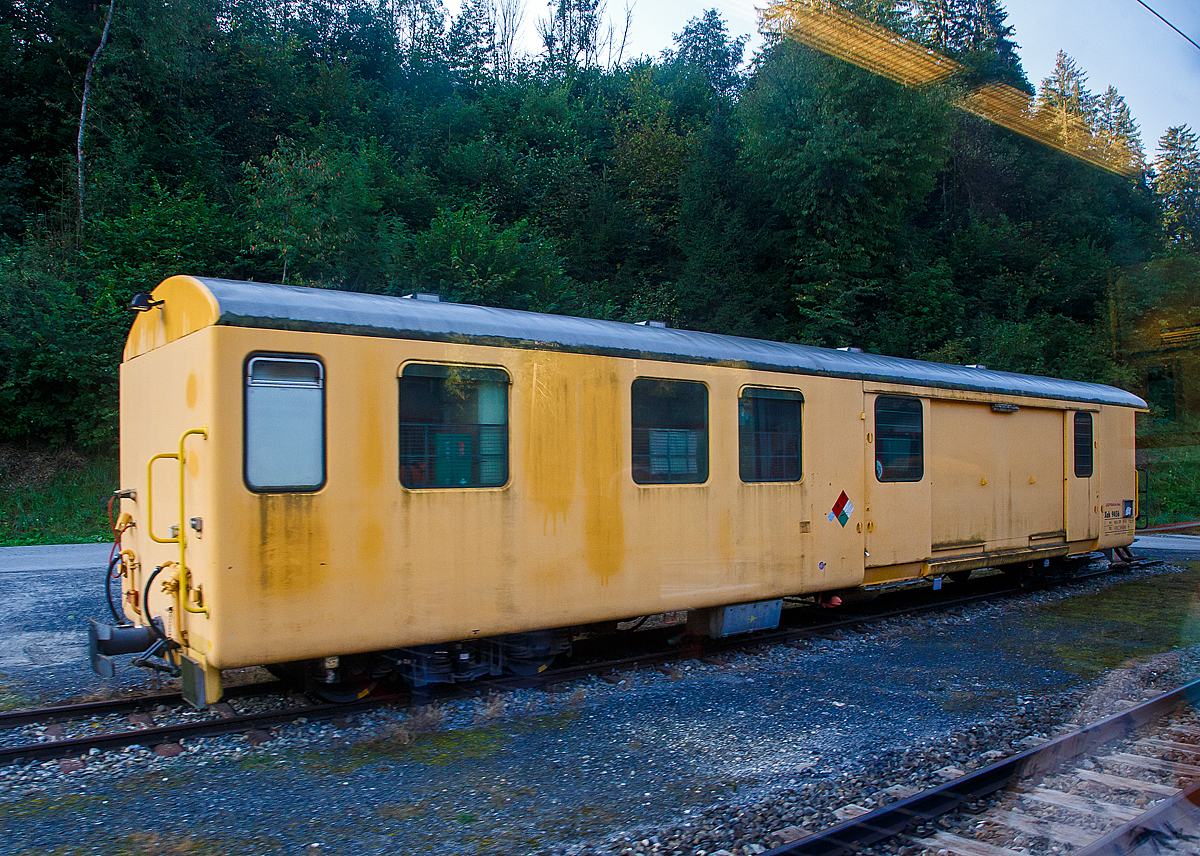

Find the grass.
[
  {"left": 0, "top": 446, "right": 117, "bottom": 546},
  {"left": 1141, "top": 443, "right": 1200, "bottom": 527},
  {"left": 1035, "top": 562, "right": 1200, "bottom": 675}
]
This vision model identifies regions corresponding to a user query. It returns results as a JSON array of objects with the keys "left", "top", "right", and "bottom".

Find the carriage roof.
[{"left": 126, "top": 276, "right": 1146, "bottom": 409}]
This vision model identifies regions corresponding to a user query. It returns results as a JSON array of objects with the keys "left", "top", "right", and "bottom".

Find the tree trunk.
[{"left": 77, "top": 0, "right": 117, "bottom": 237}]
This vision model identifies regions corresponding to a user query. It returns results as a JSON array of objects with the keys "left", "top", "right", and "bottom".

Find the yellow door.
[
  {"left": 863, "top": 393, "right": 930, "bottom": 568},
  {"left": 1066, "top": 410, "right": 1099, "bottom": 542},
  {"left": 930, "top": 401, "right": 1065, "bottom": 552}
]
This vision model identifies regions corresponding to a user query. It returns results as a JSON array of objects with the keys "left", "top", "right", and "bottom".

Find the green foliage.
[
  {"left": 0, "top": 0, "right": 1177, "bottom": 474},
  {"left": 386, "top": 203, "right": 574, "bottom": 311},
  {"left": 246, "top": 138, "right": 393, "bottom": 286},
  {"left": 0, "top": 448, "right": 117, "bottom": 546},
  {"left": 0, "top": 249, "right": 122, "bottom": 449},
  {"left": 1155, "top": 125, "right": 1200, "bottom": 251}
]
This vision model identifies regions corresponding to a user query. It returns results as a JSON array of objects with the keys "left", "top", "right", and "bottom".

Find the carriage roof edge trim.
[
  {"left": 127, "top": 276, "right": 1146, "bottom": 409},
  {"left": 123, "top": 275, "right": 222, "bottom": 362}
]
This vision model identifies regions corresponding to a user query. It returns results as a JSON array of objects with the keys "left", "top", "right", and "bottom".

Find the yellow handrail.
[
  {"left": 145, "top": 427, "right": 209, "bottom": 619},
  {"left": 146, "top": 452, "right": 180, "bottom": 544},
  {"left": 177, "top": 428, "right": 208, "bottom": 616}
]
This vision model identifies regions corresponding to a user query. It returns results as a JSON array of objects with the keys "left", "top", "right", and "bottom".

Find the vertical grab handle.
[
  {"left": 145, "top": 428, "right": 209, "bottom": 617},
  {"left": 177, "top": 428, "right": 208, "bottom": 616}
]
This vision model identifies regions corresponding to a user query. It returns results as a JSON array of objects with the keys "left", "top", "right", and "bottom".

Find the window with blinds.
[
  {"left": 244, "top": 356, "right": 325, "bottom": 491},
  {"left": 631, "top": 378, "right": 708, "bottom": 485},
  {"left": 875, "top": 395, "right": 923, "bottom": 482},
  {"left": 399, "top": 364, "right": 509, "bottom": 488},
  {"left": 1073, "top": 411, "right": 1093, "bottom": 478}
]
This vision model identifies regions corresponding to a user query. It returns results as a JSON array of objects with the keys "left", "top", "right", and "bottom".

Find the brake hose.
[
  {"left": 105, "top": 553, "right": 124, "bottom": 623},
  {"left": 142, "top": 564, "right": 170, "bottom": 642}
]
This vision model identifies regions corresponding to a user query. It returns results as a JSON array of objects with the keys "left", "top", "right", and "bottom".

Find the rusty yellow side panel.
[
  {"left": 1096, "top": 405, "right": 1137, "bottom": 548},
  {"left": 121, "top": 326, "right": 870, "bottom": 669},
  {"left": 929, "top": 401, "right": 1067, "bottom": 553},
  {"left": 118, "top": 320, "right": 1139, "bottom": 672},
  {"left": 118, "top": 327, "right": 218, "bottom": 664}
]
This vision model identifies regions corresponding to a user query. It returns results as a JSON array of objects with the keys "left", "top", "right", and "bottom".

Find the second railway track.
[{"left": 763, "top": 679, "right": 1200, "bottom": 856}]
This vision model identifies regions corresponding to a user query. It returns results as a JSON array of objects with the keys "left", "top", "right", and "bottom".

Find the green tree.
[
  {"left": 245, "top": 138, "right": 392, "bottom": 285},
  {"left": 1036, "top": 51, "right": 1097, "bottom": 150},
  {"left": 449, "top": 0, "right": 498, "bottom": 85},
  {"left": 662, "top": 9, "right": 747, "bottom": 96},
  {"left": 1155, "top": 125, "right": 1200, "bottom": 250},
  {"left": 739, "top": 42, "right": 954, "bottom": 347}
]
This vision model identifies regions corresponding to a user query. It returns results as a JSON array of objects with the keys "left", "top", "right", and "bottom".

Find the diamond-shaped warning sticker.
[{"left": 828, "top": 491, "right": 854, "bottom": 527}]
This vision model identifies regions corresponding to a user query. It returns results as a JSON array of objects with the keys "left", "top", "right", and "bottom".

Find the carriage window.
[
  {"left": 631, "top": 378, "right": 708, "bottom": 484},
  {"left": 244, "top": 356, "right": 325, "bottom": 491},
  {"left": 1073, "top": 411, "right": 1094, "bottom": 478},
  {"left": 875, "top": 395, "right": 923, "bottom": 482},
  {"left": 399, "top": 364, "right": 509, "bottom": 488},
  {"left": 739, "top": 388, "right": 802, "bottom": 482}
]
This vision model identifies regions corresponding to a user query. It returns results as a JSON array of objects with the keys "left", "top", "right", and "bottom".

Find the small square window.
[
  {"left": 631, "top": 378, "right": 708, "bottom": 484},
  {"left": 739, "top": 388, "right": 802, "bottom": 482},
  {"left": 875, "top": 396, "right": 923, "bottom": 482},
  {"left": 244, "top": 356, "right": 325, "bottom": 492},
  {"left": 399, "top": 364, "right": 509, "bottom": 488}
]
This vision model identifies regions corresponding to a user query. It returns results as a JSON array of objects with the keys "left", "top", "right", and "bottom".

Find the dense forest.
[{"left": 1, "top": 0, "right": 1197, "bottom": 453}]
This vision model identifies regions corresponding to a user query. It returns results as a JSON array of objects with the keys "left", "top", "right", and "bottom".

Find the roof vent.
[
  {"left": 635, "top": 320, "right": 668, "bottom": 328},
  {"left": 836, "top": 346, "right": 863, "bottom": 353},
  {"left": 965, "top": 364, "right": 987, "bottom": 369},
  {"left": 402, "top": 292, "right": 442, "bottom": 302}
]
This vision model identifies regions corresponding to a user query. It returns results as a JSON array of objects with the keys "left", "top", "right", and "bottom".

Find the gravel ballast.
[{"left": 1, "top": 558, "right": 1198, "bottom": 856}]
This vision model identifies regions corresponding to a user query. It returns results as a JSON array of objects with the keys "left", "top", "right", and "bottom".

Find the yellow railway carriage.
[{"left": 91, "top": 276, "right": 1144, "bottom": 707}]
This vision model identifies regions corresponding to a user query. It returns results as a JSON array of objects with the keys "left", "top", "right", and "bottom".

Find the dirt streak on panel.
[
  {"left": 353, "top": 355, "right": 387, "bottom": 590},
  {"left": 581, "top": 368, "right": 625, "bottom": 585},
  {"left": 524, "top": 355, "right": 578, "bottom": 533},
  {"left": 257, "top": 494, "right": 329, "bottom": 595}
]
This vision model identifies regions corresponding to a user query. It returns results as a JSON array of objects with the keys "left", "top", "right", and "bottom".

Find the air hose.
[
  {"left": 105, "top": 553, "right": 124, "bottom": 623},
  {"left": 142, "top": 564, "right": 173, "bottom": 643}
]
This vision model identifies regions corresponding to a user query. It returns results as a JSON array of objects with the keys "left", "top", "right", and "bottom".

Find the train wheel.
[
  {"left": 310, "top": 678, "right": 378, "bottom": 703},
  {"left": 948, "top": 570, "right": 971, "bottom": 583}
]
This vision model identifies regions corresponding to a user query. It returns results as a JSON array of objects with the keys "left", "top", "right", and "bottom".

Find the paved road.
[
  {"left": 0, "top": 542, "right": 129, "bottom": 703},
  {"left": 1134, "top": 534, "right": 1200, "bottom": 560},
  {"left": 0, "top": 542, "right": 112, "bottom": 573}
]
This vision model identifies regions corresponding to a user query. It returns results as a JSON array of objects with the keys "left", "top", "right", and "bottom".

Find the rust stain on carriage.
[
  {"left": 256, "top": 494, "right": 329, "bottom": 595},
  {"left": 524, "top": 354, "right": 578, "bottom": 533},
  {"left": 581, "top": 369, "right": 625, "bottom": 585}
]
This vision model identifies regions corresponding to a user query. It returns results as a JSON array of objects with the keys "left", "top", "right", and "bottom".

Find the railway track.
[
  {"left": 0, "top": 556, "right": 1158, "bottom": 770},
  {"left": 765, "top": 679, "right": 1200, "bottom": 856}
]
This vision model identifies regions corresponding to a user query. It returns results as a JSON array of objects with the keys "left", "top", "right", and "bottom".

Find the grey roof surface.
[{"left": 199, "top": 278, "right": 1147, "bottom": 408}]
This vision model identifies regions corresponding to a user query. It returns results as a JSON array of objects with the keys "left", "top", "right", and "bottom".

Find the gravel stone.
[{"left": 1, "top": 550, "right": 1198, "bottom": 856}]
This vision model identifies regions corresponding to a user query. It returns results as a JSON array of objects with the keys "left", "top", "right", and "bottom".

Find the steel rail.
[
  {"left": 761, "top": 678, "right": 1200, "bottom": 856},
  {"left": 0, "top": 692, "right": 403, "bottom": 767},
  {"left": 0, "top": 680, "right": 289, "bottom": 729},
  {"left": 0, "top": 556, "right": 1152, "bottom": 768},
  {"left": 0, "top": 582, "right": 1028, "bottom": 768},
  {"left": 1074, "top": 777, "right": 1200, "bottom": 856}
]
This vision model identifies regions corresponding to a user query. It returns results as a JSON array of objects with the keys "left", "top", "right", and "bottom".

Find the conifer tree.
[
  {"left": 663, "top": 9, "right": 747, "bottom": 96},
  {"left": 449, "top": 0, "right": 498, "bottom": 84},
  {"left": 1037, "top": 51, "right": 1097, "bottom": 149},
  {"left": 1155, "top": 125, "right": 1200, "bottom": 250},
  {"left": 1094, "top": 87, "right": 1145, "bottom": 173},
  {"left": 960, "top": 0, "right": 1020, "bottom": 65}
]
